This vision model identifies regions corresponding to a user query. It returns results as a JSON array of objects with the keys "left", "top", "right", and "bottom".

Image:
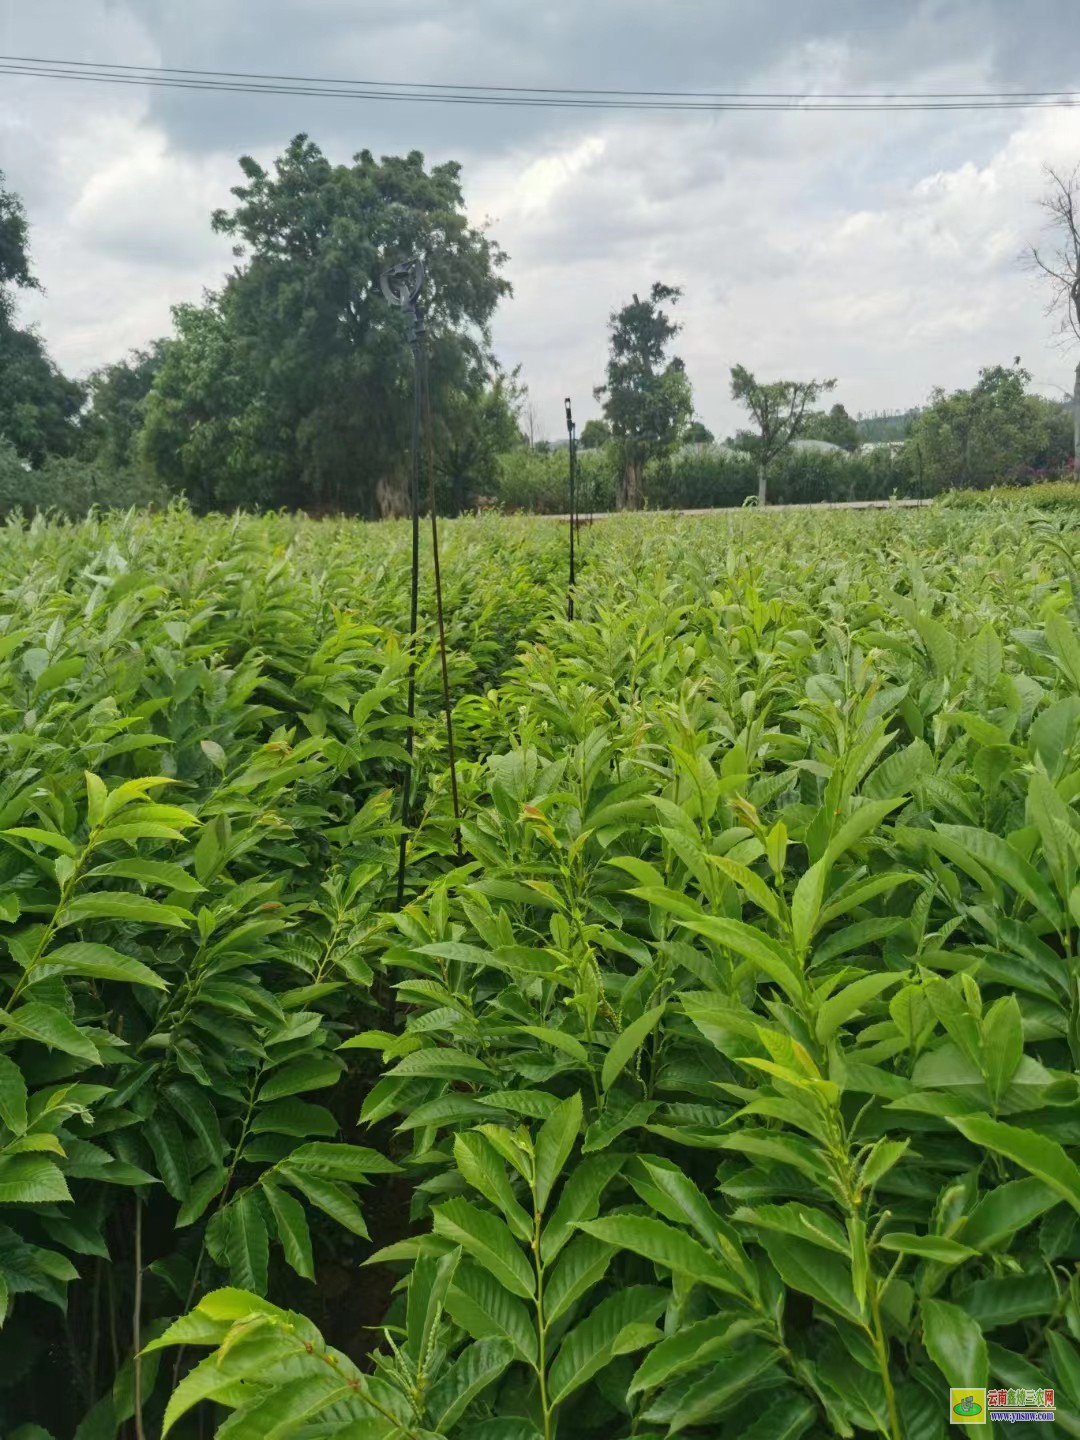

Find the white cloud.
[
  {"left": 2, "top": 0, "right": 1079, "bottom": 431},
  {"left": 473, "top": 85, "right": 1080, "bottom": 436}
]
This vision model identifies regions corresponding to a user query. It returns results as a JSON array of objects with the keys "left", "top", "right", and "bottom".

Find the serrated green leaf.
[
  {"left": 250, "top": 1098, "right": 338, "bottom": 1138},
  {"left": 948, "top": 1114, "right": 1080, "bottom": 1215},
  {"left": 224, "top": 1193, "right": 269, "bottom": 1294},
  {"left": 278, "top": 1171, "right": 369, "bottom": 1239},
  {"left": 578, "top": 1215, "right": 740, "bottom": 1296},
  {"left": 814, "top": 971, "right": 901, "bottom": 1044},
  {"left": 543, "top": 1233, "right": 614, "bottom": 1325},
  {"left": 601, "top": 1007, "right": 664, "bottom": 1093},
  {"left": 258, "top": 1055, "right": 342, "bottom": 1102},
  {"left": 59, "top": 893, "right": 192, "bottom": 930},
  {"left": 878, "top": 1232, "right": 978, "bottom": 1263},
  {"left": 0, "top": 1154, "right": 71, "bottom": 1204},
  {"left": 533, "top": 1092, "right": 582, "bottom": 1212},
  {"left": 547, "top": 1284, "right": 667, "bottom": 1405},
  {"left": 628, "top": 1313, "right": 751, "bottom": 1396},
  {"left": 922, "top": 1297, "right": 987, "bottom": 1388},
  {"left": 432, "top": 1198, "right": 534, "bottom": 1299},
  {"left": 262, "top": 1181, "right": 314, "bottom": 1281},
  {"left": 454, "top": 1132, "right": 532, "bottom": 1241},
  {"left": 445, "top": 1262, "right": 538, "bottom": 1365},
  {"left": 540, "top": 1153, "right": 623, "bottom": 1263},
  {"left": 176, "top": 1167, "right": 228, "bottom": 1228},
  {"left": 428, "top": 1338, "right": 514, "bottom": 1431},
  {"left": 0, "top": 1002, "right": 100, "bottom": 1062},
  {"left": 0, "top": 1054, "right": 28, "bottom": 1135},
  {"left": 38, "top": 941, "right": 165, "bottom": 989}
]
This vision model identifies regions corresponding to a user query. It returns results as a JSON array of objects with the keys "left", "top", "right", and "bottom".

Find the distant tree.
[
  {"left": 908, "top": 363, "right": 1050, "bottom": 490},
  {"left": 0, "top": 171, "right": 84, "bottom": 466},
  {"left": 683, "top": 419, "right": 715, "bottom": 445},
  {"left": 437, "top": 366, "right": 526, "bottom": 512},
  {"left": 1034, "top": 396, "right": 1079, "bottom": 470},
  {"left": 0, "top": 175, "right": 39, "bottom": 311},
  {"left": 855, "top": 409, "right": 922, "bottom": 443},
  {"left": 804, "top": 402, "right": 858, "bottom": 452},
  {"left": 1028, "top": 164, "right": 1080, "bottom": 471},
  {"left": 141, "top": 298, "right": 287, "bottom": 511},
  {"left": 595, "top": 283, "right": 693, "bottom": 509},
  {"left": 82, "top": 341, "right": 168, "bottom": 469},
  {"left": 730, "top": 365, "right": 836, "bottom": 504},
  {"left": 579, "top": 418, "right": 611, "bottom": 449}
]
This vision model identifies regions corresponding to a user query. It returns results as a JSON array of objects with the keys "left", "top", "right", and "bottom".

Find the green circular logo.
[{"left": 953, "top": 1397, "right": 983, "bottom": 1417}]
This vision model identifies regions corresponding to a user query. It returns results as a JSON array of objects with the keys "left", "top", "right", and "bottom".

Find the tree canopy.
[
  {"left": 594, "top": 282, "right": 693, "bottom": 509},
  {"left": 0, "top": 171, "right": 84, "bottom": 467},
  {"left": 804, "top": 402, "right": 858, "bottom": 452},
  {"left": 908, "top": 363, "right": 1059, "bottom": 490},
  {"left": 82, "top": 342, "right": 168, "bottom": 471},
  {"left": 579, "top": 418, "right": 611, "bottom": 449},
  {"left": 683, "top": 419, "right": 715, "bottom": 445},
  {"left": 730, "top": 365, "right": 836, "bottom": 504},
  {"left": 142, "top": 135, "right": 511, "bottom": 514}
]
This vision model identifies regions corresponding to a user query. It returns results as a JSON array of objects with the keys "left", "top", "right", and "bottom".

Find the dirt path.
[{"left": 541, "top": 498, "right": 932, "bottom": 521}]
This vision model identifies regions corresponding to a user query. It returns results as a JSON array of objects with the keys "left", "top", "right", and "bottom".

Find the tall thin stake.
[
  {"left": 565, "top": 397, "right": 576, "bottom": 620},
  {"left": 396, "top": 310, "right": 423, "bottom": 910},
  {"left": 380, "top": 258, "right": 462, "bottom": 909},
  {"left": 421, "top": 342, "right": 463, "bottom": 860}
]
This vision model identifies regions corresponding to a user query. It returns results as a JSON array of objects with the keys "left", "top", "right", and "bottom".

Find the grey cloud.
[{"left": 2, "top": 0, "right": 1079, "bottom": 433}]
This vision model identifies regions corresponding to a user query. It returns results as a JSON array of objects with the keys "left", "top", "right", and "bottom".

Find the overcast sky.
[{"left": 2, "top": 0, "right": 1079, "bottom": 437}]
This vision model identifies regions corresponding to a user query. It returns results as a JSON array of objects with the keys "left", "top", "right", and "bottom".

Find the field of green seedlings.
[{"left": 4, "top": 501, "right": 1080, "bottom": 1440}]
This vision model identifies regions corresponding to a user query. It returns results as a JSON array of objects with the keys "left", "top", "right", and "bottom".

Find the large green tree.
[
  {"left": 141, "top": 299, "right": 290, "bottom": 511},
  {"left": 682, "top": 419, "right": 715, "bottom": 446},
  {"left": 730, "top": 365, "right": 836, "bottom": 504},
  {"left": 436, "top": 366, "right": 525, "bottom": 513},
  {"left": 0, "top": 171, "right": 84, "bottom": 467},
  {"left": 594, "top": 283, "right": 693, "bottom": 510},
  {"left": 804, "top": 401, "right": 858, "bottom": 452},
  {"left": 144, "top": 135, "right": 510, "bottom": 515},
  {"left": 579, "top": 417, "right": 611, "bottom": 449},
  {"left": 908, "top": 363, "right": 1051, "bottom": 490},
  {"left": 82, "top": 340, "right": 168, "bottom": 470}
]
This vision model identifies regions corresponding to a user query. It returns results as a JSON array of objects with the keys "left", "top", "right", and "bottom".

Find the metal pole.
[
  {"left": 565, "top": 397, "right": 576, "bottom": 620},
  {"left": 397, "top": 295, "right": 424, "bottom": 910},
  {"left": 380, "top": 258, "right": 462, "bottom": 909},
  {"left": 419, "top": 337, "right": 463, "bottom": 861}
]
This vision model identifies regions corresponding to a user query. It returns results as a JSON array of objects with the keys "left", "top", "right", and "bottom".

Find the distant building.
[{"left": 789, "top": 437, "right": 847, "bottom": 455}]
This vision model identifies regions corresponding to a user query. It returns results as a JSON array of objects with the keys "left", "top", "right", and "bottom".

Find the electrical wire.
[
  {"left": 2, "top": 55, "right": 1079, "bottom": 111},
  {"left": 2, "top": 52, "right": 1078, "bottom": 101}
]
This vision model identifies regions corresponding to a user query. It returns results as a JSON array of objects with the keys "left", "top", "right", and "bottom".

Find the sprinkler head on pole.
[
  {"left": 380, "top": 258, "right": 426, "bottom": 340},
  {"left": 380, "top": 257, "right": 425, "bottom": 310}
]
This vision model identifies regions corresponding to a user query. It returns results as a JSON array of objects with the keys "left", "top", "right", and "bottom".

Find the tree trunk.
[
  {"left": 375, "top": 469, "right": 410, "bottom": 518},
  {"left": 757, "top": 461, "right": 768, "bottom": 506},
  {"left": 1074, "top": 359, "right": 1079, "bottom": 474},
  {"left": 618, "top": 460, "right": 642, "bottom": 510}
]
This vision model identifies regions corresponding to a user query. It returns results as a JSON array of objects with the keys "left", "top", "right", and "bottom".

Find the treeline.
[
  {"left": 0, "top": 140, "right": 1076, "bottom": 518},
  {"left": 0, "top": 140, "right": 518, "bottom": 519}
]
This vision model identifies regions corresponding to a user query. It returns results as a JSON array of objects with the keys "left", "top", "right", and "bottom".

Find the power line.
[
  {"left": 2, "top": 55, "right": 1079, "bottom": 112},
  {"left": 1, "top": 52, "right": 1078, "bottom": 102}
]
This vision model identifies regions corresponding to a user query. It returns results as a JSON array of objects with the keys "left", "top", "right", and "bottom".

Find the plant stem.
[
  {"left": 133, "top": 1196, "right": 147, "bottom": 1440},
  {"left": 533, "top": 1208, "right": 553, "bottom": 1440},
  {"left": 869, "top": 1285, "right": 901, "bottom": 1440}
]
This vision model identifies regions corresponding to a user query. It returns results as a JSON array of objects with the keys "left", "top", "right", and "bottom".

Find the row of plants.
[
  {"left": 937, "top": 479, "right": 1080, "bottom": 510},
  {"left": 5, "top": 503, "right": 1080, "bottom": 1437},
  {"left": 0, "top": 439, "right": 170, "bottom": 520},
  {"left": 494, "top": 443, "right": 939, "bottom": 514}
]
